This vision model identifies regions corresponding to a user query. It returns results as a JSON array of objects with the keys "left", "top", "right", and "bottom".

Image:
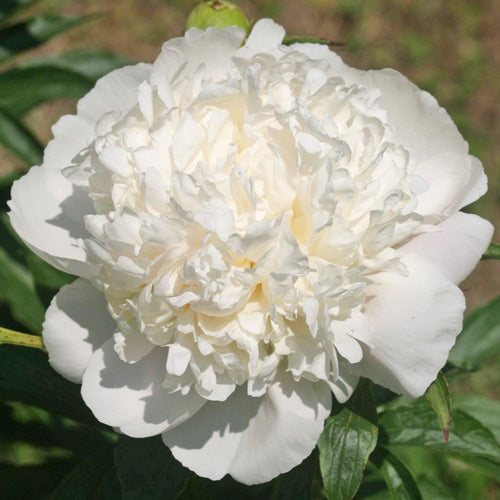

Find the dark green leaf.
[
  {"left": 0, "top": 0, "right": 40, "bottom": 24},
  {"left": 0, "top": 461, "right": 75, "bottom": 498},
  {"left": 0, "top": 345, "right": 98, "bottom": 425},
  {"left": 21, "top": 49, "right": 132, "bottom": 81},
  {"left": 0, "top": 15, "right": 88, "bottom": 65},
  {"left": 482, "top": 242, "right": 500, "bottom": 260},
  {"left": 0, "top": 106, "right": 42, "bottom": 165},
  {"left": 318, "top": 379, "right": 378, "bottom": 500},
  {"left": 0, "top": 66, "right": 93, "bottom": 116},
  {"left": 26, "top": 252, "right": 74, "bottom": 289},
  {"left": 370, "top": 449, "right": 422, "bottom": 500},
  {"left": 180, "top": 475, "right": 272, "bottom": 500},
  {"left": 453, "top": 394, "right": 500, "bottom": 443},
  {"left": 379, "top": 400, "right": 500, "bottom": 463},
  {"left": 0, "top": 401, "right": 112, "bottom": 457},
  {"left": 0, "top": 244, "right": 45, "bottom": 332},
  {"left": 115, "top": 435, "right": 192, "bottom": 499},
  {"left": 52, "top": 446, "right": 121, "bottom": 500},
  {"left": 448, "top": 295, "right": 500, "bottom": 370},
  {"left": 272, "top": 450, "right": 322, "bottom": 500},
  {"left": 424, "top": 372, "right": 452, "bottom": 442}
]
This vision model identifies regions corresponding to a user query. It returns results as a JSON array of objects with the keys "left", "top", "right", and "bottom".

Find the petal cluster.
[{"left": 8, "top": 20, "right": 493, "bottom": 484}]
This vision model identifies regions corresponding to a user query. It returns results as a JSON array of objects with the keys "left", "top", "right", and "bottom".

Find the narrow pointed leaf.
[
  {"left": 482, "top": 242, "right": 500, "bottom": 260},
  {"left": 0, "top": 15, "right": 89, "bottom": 65},
  {"left": 0, "top": 107, "right": 43, "bottom": 165},
  {"left": 379, "top": 401, "right": 500, "bottom": 463},
  {"left": 115, "top": 435, "right": 192, "bottom": 499},
  {"left": 318, "top": 379, "right": 378, "bottom": 500},
  {"left": 20, "top": 49, "right": 131, "bottom": 81},
  {"left": 370, "top": 449, "right": 422, "bottom": 500},
  {"left": 448, "top": 294, "right": 500, "bottom": 370},
  {"left": 0, "top": 0, "right": 40, "bottom": 24},
  {"left": 0, "top": 245, "right": 45, "bottom": 332},
  {"left": 0, "top": 66, "right": 93, "bottom": 116},
  {"left": 424, "top": 372, "right": 452, "bottom": 442}
]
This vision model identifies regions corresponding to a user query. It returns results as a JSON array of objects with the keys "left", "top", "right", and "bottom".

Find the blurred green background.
[{"left": 0, "top": 1, "right": 498, "bottom": 498}]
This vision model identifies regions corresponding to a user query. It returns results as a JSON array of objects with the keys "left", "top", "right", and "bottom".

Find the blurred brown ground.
[{"left": 3, "top": 0, "right": 499, "bottom": 396}]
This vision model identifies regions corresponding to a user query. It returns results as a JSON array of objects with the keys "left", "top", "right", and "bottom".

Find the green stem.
[{"left": 0, "top": 326, "right": 46, "bottom": 351}]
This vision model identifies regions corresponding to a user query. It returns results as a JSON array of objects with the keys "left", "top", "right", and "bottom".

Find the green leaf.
[
  {"left": 448, "top": 295, "right": 500, "bottom": 370},
  {"left": 52, "top": 446, "right": 121, "bottom": 500},
  {"left": 0, "top": 0, "right": 40, "bottom": 24},
  {"left": 114, "top": 435, "right": 192, "bottom": 499},
  {"left": 19, "top": 49, "right": 132, "bottom": 81},
  {"left": 453, "top": 394, "right": 500, "bottom": 443},
  {"left": 0, "top": 15, "right": 88, "bottom": 65},
  {"left": 0, "top": 345, "right": 98, "bottom": 425},
  {"left": 318, "top": 379, "right": 379, "bottom": 500},
  {"left": 424, "top": 372, "right": 452, "bottom": 442},
  {"left": 482, "top": 242, "right": 500, "bottom": 260},
  {"left": 0, "top": 401, "right": 112, "bottom": 458},
  {"left": 0, "top": 461, "right": 75, "bottom": 498},
  {"left": 0, "top": 244, "right": 45, "bottom": 332},
  {"left": 26, "top": 252, "right": 74, "bottom": 289},
  {"left": 0, "top": 107, "right": 42, "bottom": 165},
  {"left": 379, "top": 400, "right": 500, "bottom": 463},
  {"left": 0, "top": 66, "right": 93, "bottom": 116},
  {"left": 370, "top": 449, "right": 422, "bottom": 500},
  {"left": 272, "top": 451, "right": 322, "bottom": 500}
]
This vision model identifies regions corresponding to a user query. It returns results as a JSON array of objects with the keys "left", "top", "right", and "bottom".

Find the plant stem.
[{"left": 0, "top": 326, "right": 46, "bottom": 351}]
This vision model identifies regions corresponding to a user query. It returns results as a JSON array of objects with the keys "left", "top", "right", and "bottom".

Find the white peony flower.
[{"left": 8, "top": 20, "right": 493, "bottom": 484}]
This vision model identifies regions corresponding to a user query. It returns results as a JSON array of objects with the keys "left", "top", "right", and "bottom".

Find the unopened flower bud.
[{"left": 185, "top": 0, "right": 250, "bottom": 34}]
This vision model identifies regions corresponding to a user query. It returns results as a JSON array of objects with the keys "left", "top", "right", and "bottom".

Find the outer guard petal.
[
  {"left": 399, "top": 212, "right": 493, "bottom": 285},
  {"left": 163, "top": 370, "right": 331, "bottom": 484},
  {"left": 361, "top": 254, "right": 466, "bottom": 397},
  {"left": 82, "top": 339, "right": 205, "bottom": 438},
  {"left": 8, "top": 166, "right": 96, "bottom": 277},
  {"left": 43, "top": 278, "right": 116, "bottom": 383}
]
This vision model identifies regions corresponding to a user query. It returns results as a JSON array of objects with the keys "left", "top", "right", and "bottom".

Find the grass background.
[{"left": 0, "top": 1, "right": 498, "bottom": 497}]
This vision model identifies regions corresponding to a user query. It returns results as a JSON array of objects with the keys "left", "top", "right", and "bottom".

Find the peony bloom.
[{"left": 8, "top": 20, "right": 493, "bottom": 484}]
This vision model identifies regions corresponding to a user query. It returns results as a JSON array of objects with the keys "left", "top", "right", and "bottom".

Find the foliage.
[{"left": 0, "top": 0, "right": 499, "bottom": 499}]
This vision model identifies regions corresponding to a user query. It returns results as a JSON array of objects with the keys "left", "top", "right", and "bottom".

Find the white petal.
[
  {"left": 81, "top": 339, "right": 205, "bottom": 437},
  {"left": 361, "top": 254, "right": 466, "bottom": 397},
  {"left": 154, "top": 27, "right": 245, "bottom": 82},
  {"left": 238, "top": 19, "right": 286, "bottom": 56},
  {"left": 399, "top": 212, "right": 493, "bottom": 284},
  {"left": 77, "top": 63, "right": 151, "bottom": 123},
  {"left": 43, "top": 278, "right": 116, "bottom": 383},
  {"left": 162, "top": 370, "right": 331, "bottom": 484},
  {"left": 353, "top": 68, "right": 467, "bottom": 162},
  {"left": 8, "top": 166, "right": 97, "bottom": 277},
  {"left": 335, "top": 66, "right": 486, "bottom": 215},
  {"left": 113, "top": 331, "right": 154, "bottom": 364},
  {"left": 327, "top": 359, "right": 360, "bottom": 404},
  {"left": 43, "top": 64, "right": 151, "bottom": 171}
]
